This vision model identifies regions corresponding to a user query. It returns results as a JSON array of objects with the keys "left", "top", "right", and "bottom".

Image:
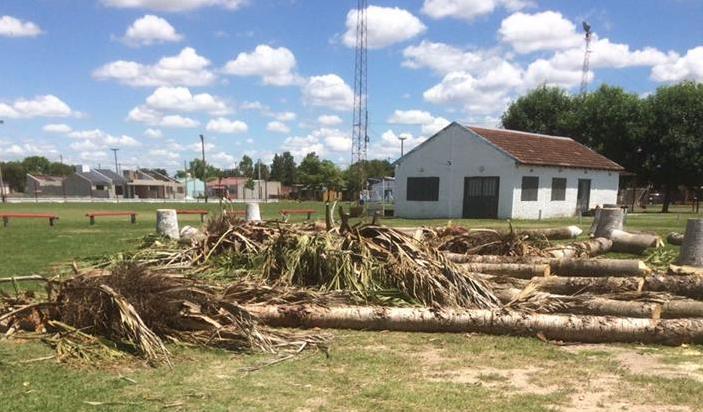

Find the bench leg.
[
  {"left": 307, "top": 212, "right": 311, "bottom": 220},
  {"left": 49, "top": 218, "right": 55, "bottom": 227},
  {"left": 3, "top": 217, "right": 8, "bottom": 227},
  {"left": 200, "top": 214, "right": 205, "bottom": 223},
  {"left": 90, "top": 216, "right": 95, "bottom": 225},
  {"left": 130, "top": 214, "right": 136, "bottom": 224},
  {"left": 282, "top": 214, "right": 289, "bottom": 223}
]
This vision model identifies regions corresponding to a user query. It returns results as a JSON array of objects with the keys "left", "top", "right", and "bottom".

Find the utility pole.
[
  {"left": 398, "top": 135, "right": 407, "bottom": 158},
  {"left": 200, "top": 134, "right": 208, "bottom": 203},
  {"left": 257, "top": 158, "right": 262, "bottom": 200},
  {"left": 183, "top": 159, "right": 188, "bottom": 199},
  {"left": 110, "top": 148, "right": 120, "bottom": 173}
]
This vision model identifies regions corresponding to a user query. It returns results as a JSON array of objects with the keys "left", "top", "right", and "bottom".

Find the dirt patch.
[{"left": 427, "top": 366, "right": 560, "bottom": 396}]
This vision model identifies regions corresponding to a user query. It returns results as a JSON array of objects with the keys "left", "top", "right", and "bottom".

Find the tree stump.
[
  {"left": 667, "top": 232, "right": 684, "bottom": 246},
  {"left": 592, "top": 207, "right": 624, "bottom": 238},
  {"left": 677, "top": 219, "right": 703, "bottom": 267},
  {"left": 246, "top": 202, "right": 261, "bottom": 222},
  {"left": 610, "top": 229, "right": 662, "bottom": 254},
  {"left": 156, "top": 209, "right": 179, "bottom": 240}
]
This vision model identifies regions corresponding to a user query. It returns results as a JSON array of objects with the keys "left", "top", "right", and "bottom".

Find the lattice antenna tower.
[
  {"left": 351, "top": 0, "right": 369, "bottom": 172},
  {"left": 580, "top": 21, "right": 593, "bottom": 95}
]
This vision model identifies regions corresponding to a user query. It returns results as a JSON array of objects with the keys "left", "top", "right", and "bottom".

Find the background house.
[
  {"left": 25, "top": 174, "right": 65, "bottom": 197},
  {"left": 394, "top": 122, "right": 623, "bottom": 220},
  {"left": 207, "top": 177, "right": 281, "bottom": 200},
  {"left": 63, "top": 169, "right": 114, "bottom": 198},
  {"left": 122, "top": 169, "right": 183, "bottom": 199}
]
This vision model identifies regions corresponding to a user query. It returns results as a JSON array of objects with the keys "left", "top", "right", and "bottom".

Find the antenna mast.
[
  {"left": 351, "top": 0, "right": 368, "bottom": 186},
  {"left": 579, "top": 21, "right": 593, "bottom": 95}
]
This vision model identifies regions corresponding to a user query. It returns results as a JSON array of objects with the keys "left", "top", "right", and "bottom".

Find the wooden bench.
[
  {"left": 280, "top": 209, "right": 317, "bottom": 221},
  {"left": 225, "top": 210, "right": 246, "bottom": 217},
  {"left": 0, "top": 213, "right": 59, "bottom": 227},
  {"left": 177, "top": 209, "right": 209, "bottom": 222},
  {"left": 86, "top": 211, "right": 137, "bottom": 225}
]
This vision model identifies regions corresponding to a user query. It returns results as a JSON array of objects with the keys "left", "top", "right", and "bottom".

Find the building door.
[
  {"left": 463, "top": 177, "right": 500, "bottom": 218},
  {"left": 577, "top": 179, "right": 591, "bottom": 213}
]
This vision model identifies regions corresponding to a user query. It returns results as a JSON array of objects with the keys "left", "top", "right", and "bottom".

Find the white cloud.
[
  {"left": 102, "top": 0, "right": 246, "bottom": 12},
  {"left": 0, "top": 142, "right": 58, "bottom": 157},
  {"left": 0, "top": 95, "right": 75, "bottom": 119},
  {"left": 105, "top": 134, "right": 142, "bottom": 147},
  {"left": 273, "top": 111, "right": 297, "bottom": 122},
  {"left": 206, "top": 117, "right": 248, "bottom": 134},
  {"left": 223, "top": 45, "right": 300, "bottom": 86},
  {"left": 343, "top": 6, "right": 426, "bottom": 49},
  {"left": 318, "top": 114, "right": 343, "bottom": 126},
  {"left": 127, "top": 105, "right": 200, "bottom": 128},
  {"left": 388, "top": 109, "right": 436, "bottom": 125},
  {"left": 368, "top": 129, "right": 426, "bottom": 159},
  {"left": 144, "top": 128, "right": 163, "bottom": 138},
  {"left": 651, "top": 46, "right": 703, "bottom": 82},
  {"left": 403, "top": 40, "right": 505, "bottom": 76},
  {"left": 144, "top": 86, "right": 230, "bottom": 114},
  {"left": 421, "top": 116, "right": 451, "bottom": 136},
  {"left": 282, "top": 135, "right": 325, "bottom": 159},
  {"left": 188, "top": 141, "right": 215, "bottom": 152},
  {"left": 499, "top": 11, "right": 581, "bottom": 54},
  {"left": 548, "top": 38, "right": 673, "bottom": 71},
  {"left": 422, "top": 0, "right": 531, "bottom": 21},
  {"left": 93, "top": 47, "right": 215, "bottom": 87},
  {"left": 0, "top": 16, "right": 42, "bottom": 37},
  {"left": 43, "top": 123, "right": 72, "bottom": 133},
  {"left": 68, "top": 129, "right": 142, "bottom": 151},
  {"left": 240, "top": 100, "right": 268, "bottom": 111},
  {"left": 80, "top": 151, "right": 107, "bottom": 161},
  {"left": 266, "top": 121, "right": 290, "bottom": 134},
  {"left": 69, "top": 129, "right": 105, "bottom": 140},
  {"left": 302, "top": 74, "right": 354, "bottom": 111},
  {"left": 210, "top": 151, "right": 236, "bottom": 168},
  {"left": 316, "top": 128, "right": 351, "bottom": 153},
  {"left": 149, "top": 148, "right": 180, "bottom": 160},
  {"left": 122, "top": 15, "right": 183, "bottom": 46}
]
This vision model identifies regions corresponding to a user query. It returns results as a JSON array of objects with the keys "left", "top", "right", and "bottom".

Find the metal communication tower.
[
  {"left": 579, "top": 21, "right": 593, "bottom": 95},
  {"left": 351, "top": 0, "right": 368, "bottom": 172}
]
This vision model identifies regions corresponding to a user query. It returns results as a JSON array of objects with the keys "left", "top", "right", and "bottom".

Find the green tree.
[
  {"left": 344, "top": 159, "right": 394, "bottom": 195},
  {"left": 269, "top": 152, "right": 297, "bottom": 186},
  {"left": 642, "top": 82, "right": 703, "bottom": 212},
  {"left": 179, "top": 158, "right": 221, "bottom": 181},
  {"left": 47, "top": 162, "right": 75, "bottom": 176},
  {"left": 21, "top": 156, "right": 51, "bottom": 174},
  {"left": 501, "top": 85, "right": 576, "bottom": 136},
  {"left": 238, "top": 155, "right": 254, "bottom": 178},
  {"left": 297, "top": 152, "right": 343, "bottom": 190},
  {"left": 253, "top": 159, "right": 270, "bottom": 180},
  {"left": 0, "top": 161, "right": 26, "bottom": 192}
]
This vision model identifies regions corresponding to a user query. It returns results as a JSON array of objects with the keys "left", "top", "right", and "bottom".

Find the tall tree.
[
  {"left": 297, "top": 152, "right": 342, "bottom": 190},
  {"left": 642, "top": 82, "right": 703, "bottom": 212},
  {"left": 345, "top": 160, "right": 394, "bottom": 195},
  {"left": 178, "top": 158, "right": 221, "bottom": 181},
  {"left": 21, "top": 156, "right": 51, "bottom": 174},
  {"left": 253, "top": 159, "right": 270, "bottom": 180},
  {"left": 501, "top": 85, "right": 576, "bottom": 136},
  {"left": 238, "top": 155, "right": 254, "bottom": 178},
  {"left": 0, "top": 162, "right": 26, "bottom": 192},
  {"left": 47, "top": 162, "right": 74, "bottom": 176},
  {"left": 270, "top": 152, "right": 297, "bottom": 185}
]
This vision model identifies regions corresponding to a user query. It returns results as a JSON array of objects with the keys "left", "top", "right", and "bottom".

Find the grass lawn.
[{"left": 1, "top": 201, "right": 703, "bottom": 411}]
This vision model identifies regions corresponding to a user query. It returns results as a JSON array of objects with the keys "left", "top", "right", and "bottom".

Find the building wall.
[
  {"left": 508, "top": 165, "right": 619, "bottom": 219},
  {"left": 24, "top": 176, "right": 65, "bottom": 196},
  {"left": 395, "top": 123, "right": 620, "bottom": 220},
  {"left": 63, "top": 175, "right": 111, "bottom": 198},
  {"left": 394, "top": 123, "right": 516, "bottom": 219}
]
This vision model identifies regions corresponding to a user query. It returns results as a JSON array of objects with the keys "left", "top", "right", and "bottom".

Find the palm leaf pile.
[
  {"left": 1, "top": 264, "right": 328, "bottom": 366},
  {"left": 428, "top": 226, "right": 550, "bottom": 257}
]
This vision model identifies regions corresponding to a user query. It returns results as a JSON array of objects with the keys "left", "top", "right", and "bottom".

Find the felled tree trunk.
[
  {"left": 445, "top": 254, "right": 549, "bottom": 264},
  {"left": 591, "top": 207, "right": 624, "bottom": 238},
  {"left": 677, "top": 219, "right": 703, "bottom": 267},
  {"left": 458, "top": 263, "right": 550, "bottom": 279},
  {"left": 667, "top": 232, "right": 684, "bottom": 246},
  {"left": 610, "top": 229, "right": 663, "bottom": 254},
  {"left": 544, "top": 237, "right": 612, "bottom": 259},
  {"left": 531, "top": 274, "right": 703, "bottom": 300},
  {"left": 516, "top": 226, "right": 583, "bottom": 240},
  {"left": 549, "top": 258, "right": 651, "bottom": 277},
  {"left": 668, "top": 265, "right": 703, "bottom": 276},
  {"left": 244, "top": 304, "right": 703, "bottom": 345},
  {"left": 156, "top": 209, "right": 179, "bottom": 240}
]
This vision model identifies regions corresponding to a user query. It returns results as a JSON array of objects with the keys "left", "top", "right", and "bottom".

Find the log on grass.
[
  {"left": 445, "top": 253, "right": 549, "bottom": 264},
  {"left": 677, "top": 219, "right": 703, "bottom": 267},
  {"left": 544, "top": 237, "right": 612, "bottom": 259},
  {"left": 549, "top": 258, "right": 651, "bottom": 277},
  {"left": 244, "top": 304, "right": 703, "bottom": 345},
  {"left": 668, "top": 265, "right": 703, "bottom": 276},
  {"left": 667, "top": 232, "right": 684, "bottom": 246},
  {"left": 458, "top": 262, "right": 550, "bottom": 279},
  {"left": 531, "top": 274, "right": 703, "bottom": 300},
  {"left": 610, "top": 229, "right": 663, "bottom": 254},
  {"left": 517, "top": 226, "right": 583, "bottom": 240}
]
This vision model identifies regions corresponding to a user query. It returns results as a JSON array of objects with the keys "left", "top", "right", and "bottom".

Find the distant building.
[
  {"left": 394, "top": 122, "right": 623, "bottom": 219},
  {"left": 63, "top": 170, "right": 114, "bottom": 198},
  {"left": 368, "top": 177, "right": 394, "bottom": 203},
  {"left": 207, "top": 177, "right": 281, "bottom": 200},
  {"left": 122, "top": 169, "right": 183, "bottom": 199},
  {"left": 25, "top": 174, "right": 65, "bottom": 197},
  {"left": 178, "top": 178, "right": 205, "bottom": 199}
]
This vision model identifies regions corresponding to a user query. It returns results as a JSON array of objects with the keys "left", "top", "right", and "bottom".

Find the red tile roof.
[{"left": 467, "top": 126, "right": 624, "bottom": 171}]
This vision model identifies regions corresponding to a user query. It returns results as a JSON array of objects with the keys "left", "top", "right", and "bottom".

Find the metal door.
[
  {"left": 577, "top": 179, "right": 591, "bottom": 213},
  {"left": 463, "top": 177, "right": 500, "bottom": 218}
]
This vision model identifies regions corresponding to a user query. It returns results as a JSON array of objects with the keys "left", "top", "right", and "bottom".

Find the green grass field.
[{"left": 1, "top": 201, "right": 703, "bottom": 411}]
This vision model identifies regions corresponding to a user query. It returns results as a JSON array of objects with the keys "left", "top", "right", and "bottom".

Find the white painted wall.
[
  {"left": 394, "top": 123, "right": 620, "bottom": 220},
  {"left": 509, "top": 165, "right": 619, "bottom": 219}
]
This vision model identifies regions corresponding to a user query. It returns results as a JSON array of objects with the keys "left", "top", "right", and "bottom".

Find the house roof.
[
  {"left": 95, "top": 169, "right": 127, "bottom": 185},
  {"left": 206, "top": 177, "right": 247, "bottom": 186},
  {"left": 28, "top": 174, "right": 64, "bottom": 184},
  {"left": 466, "top": 126, "right": 625, "bottom": 171},
  {"left": 76, "top": 170, "right": 112, "bottom": 185}
]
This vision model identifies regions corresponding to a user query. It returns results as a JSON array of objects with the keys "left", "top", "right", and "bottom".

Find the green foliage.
[
  {"left": 253, "top": 160, "right": 270, "bottom": 180},
  {"left": 345, "top": 160, "right": 395, "bottom": 195},
  {"left": 177, "top": 158, "right": 221, "bottom": 180},
  {"left": 501, "top": 85, "right": 576, "bottom": 136},
  {"left": 1, "top": 156, "right": 74, "bottom": 192},
  {"left": 270, "top": 152, "right": 297, "bottom": 186},
  {"left": 238, "top": 155, "right": 254, "bottom": 178},
  {"left": 297, "top": 152, "right": 344, "bottom": 190}
]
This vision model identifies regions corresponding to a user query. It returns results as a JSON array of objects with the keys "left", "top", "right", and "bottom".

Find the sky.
[{"left": 1, "top": 0, "right": 702, "bottom": 173}]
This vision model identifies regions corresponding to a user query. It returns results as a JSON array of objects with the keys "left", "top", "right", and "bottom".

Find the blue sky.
[{"left": 1, "top": 0, "right": 702, "bottom": 172}]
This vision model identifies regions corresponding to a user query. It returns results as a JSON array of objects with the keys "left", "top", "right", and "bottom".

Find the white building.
[{"left": 394, "top": 122, "right": 623, "bottom": 219}]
